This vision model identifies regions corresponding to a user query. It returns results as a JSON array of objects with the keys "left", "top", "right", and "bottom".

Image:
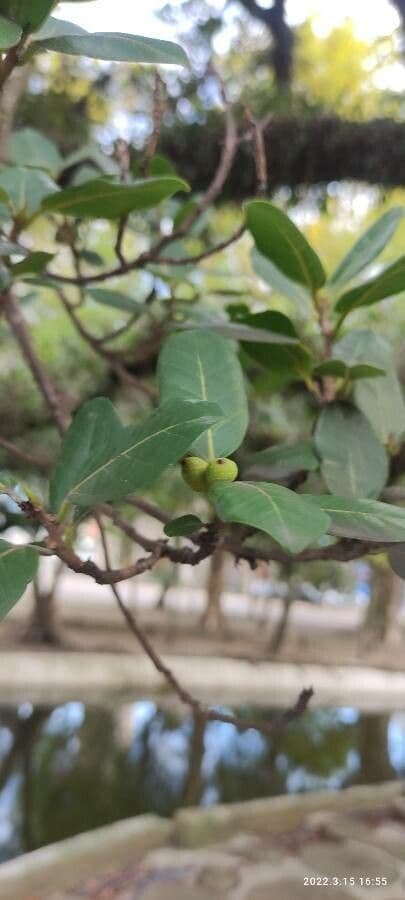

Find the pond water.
[{"left": 0, "top": 699, "right": 404, "bottom": 862}]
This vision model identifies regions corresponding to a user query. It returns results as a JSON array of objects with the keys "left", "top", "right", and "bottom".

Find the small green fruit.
[
  {"left": 181, "top": 456, "right": 208, "bottom": 492},
  {"left": 205, "top": 457, "right": 238, "bottom": 485}
]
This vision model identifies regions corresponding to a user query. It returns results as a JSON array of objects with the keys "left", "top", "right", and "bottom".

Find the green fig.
[
  {"left": 205, "top": 457, "right": 238, "bottom": 485},
  {"left": 181, "top": 456, "right": 208, "bottom": 492}
]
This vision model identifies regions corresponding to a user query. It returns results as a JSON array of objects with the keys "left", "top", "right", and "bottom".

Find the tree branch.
[
  {"left": 96, "top": 511, "right": 313, "bottom": 736},
  {"left": 1, "top": 289, "right": 71, "bottom": 434},
  {"left": 0, "top": 437, "right": 51, "bottom": 471}
]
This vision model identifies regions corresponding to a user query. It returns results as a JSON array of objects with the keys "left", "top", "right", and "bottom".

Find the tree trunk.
[
  {"left": 268, "top": 593, "right": 293, "bottom": 655},
  {"left": 352, "top": 714, "right": 395, "bottom": 785},
  {"left": 359, "top": 566, "right": 403, "bottom": 652},
  {"left": 23, "top": 565, "right": 64, "bottom": 646},
  {"left": 181, "top": 712, "right": 206, "bottom": 807},
  {"left": 200, "top": 548, "right": 226, "bottom": 632}
]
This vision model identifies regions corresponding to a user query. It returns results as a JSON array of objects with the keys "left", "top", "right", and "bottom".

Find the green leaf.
[
  {"left": 32, "top": 16, "right": 88, "bottom": 40},
  {"left": 335, "top": 330, "right": 405, "bottom": 443},
  {"left": 0, "top": 264, "right": 11, "bottom": 291},
  {"left": 33, "top": 31, "right": 189, "bottom": 66},
  {"left": 210, "top": 481, "right": 329, "bottom": 554},
  {"left": 245, "top": 200, "right": 326, "bottom": 293},
  {"left": 164, "top": 515, "right": 203, "bottom": 537},
  {"left": 158, "top": 329, "right": 248, "bottom": 460},
  {"left": 3, "top": 0, "right": 55, "bottom": 31},
  {"left": 388, "top": 544, "right": 405, "bottom": 579},
  {"left": 0, "top": 540, "right": 38, "bottom": 620},
  {"left": 313, "top": 359, "right": 385, "bottom": 381},
  {"left": 50, "top": 397, "right": 221, "bottom": 511},
  {"left": 87, "top": 288, "right": 143, "bottom": 313},
  {"left": 349, "top": 364, "right": 386, "bottom": 380},
  {"left": 244, "top": 439, "right": 319, "bottom": 479},
  {"left": 329, "top": 207, "right": 404, "bottom": 287},
  {"left": 10, "top": 129, "right": 62, "bottom": 177},
  {"left": 12, "top": 251, "right": 53, "bottom": 277},
  {"left": 313, "top": 360, "right": 347, "bottom": 378},
  {"left": 0, "top": 166, "right": 57, "bottom": 218},
  {"left": 335, "top": 255, "right": 405, "bottom": 318},
  {"left": 238, "top": 311, "right": 313, "bottom": 380},
  {"left": 314, "top": 403, "right": 388, "bottom": 499},
  {"left": 41, "top": 176, "right": 189, "bottom": 219},
  {"left": 251, "top": 248, "right": 311, "bottom": 306},
  {"left": 185, "top": 318, "right": 298, "bottom": 345},
  {"left": 306, "top": 495, "right": 405, "bottom": 543},
  {"left": 0, "top": 14, "right": 22, "bottom": 49},
  {"left": 79, "top": 250, "right": 104, "bottom": 267},
  {"left": 150, "top": 155, "right": 177, "bottom": 176}
]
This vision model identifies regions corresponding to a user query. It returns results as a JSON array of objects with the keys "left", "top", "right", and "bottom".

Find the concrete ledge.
[
  {"left": 1, "top": 783, "right": 404, "bottom": 897},
  {"left": 174, "top": 781, "right": 405, "bottom": 847},
  {"left": 0, "top": 814, "right": 171, "bottom": 900},
  {"left": 1, "top": 651, "right": 405, "bottom": 710}
]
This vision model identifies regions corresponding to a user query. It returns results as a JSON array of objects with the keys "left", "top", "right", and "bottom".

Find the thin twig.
[
  {"left": 46, "top": 78, "right": 240, "bottom": 287},
  {"left": 142, "top": 73, "right": 165, "bottom": 175},
  {"left": 96, "top": 511, "right": 313, "bottom": 736},
  {"left": 1, "top": 289, "right": 70, "bottom": 434},
  {"left": 125, "top": 497, "right": 171, "bottom": 524},
  {"left": 55, "top": 286, "right": 156, "bottom": 399},
  {"left": 0, "top": 437, "right": 51, "bottom": 471}
]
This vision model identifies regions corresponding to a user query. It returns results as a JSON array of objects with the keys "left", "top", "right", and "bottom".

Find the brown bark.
[
  {"left": 181, "top": 712, "right": 206, "bottom": 807},
  {"left": 359, "top": 566, "right": 403, "bottom": 652},
  {"left": 200, "top": 548, "right": 226, "bottom": 631},
  {"left": 268, "top": 593, "right": 293, "bottom": 655}
]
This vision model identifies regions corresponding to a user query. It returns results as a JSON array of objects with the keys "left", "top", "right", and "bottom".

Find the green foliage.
[
  {"left": 42, "top": 176, "right": 189, "bottom": 219},
  {"left": 164, "top": 514, "right": 203, "bottom": 537},
  {"left": 3, "top": 0, "right": 55, "bottom": 32},
  {"left": 158, "top": 329, "right": 248, "bottom": 460},
  {"left": 306, "top": 496, "right": 405, "bottom": 542},
  {"left": 0, "top": 166, "right": 57, "bottom": 219},
  {"left": 50, "top": 397, "right": 221, "bottom": 510},
  {"left": 209, "top": 482, "right": 330, "bottom": 554},
  {"left": 244, "top": 440, "right": 319, "bottom": 480},
  {"left": 251, "top": 247, "right": 311, "bottom": 307},
  {"left": 245, "top": 201, "right": 326, "bottom": 294},
  {"left": 10, "top": 129, "right": 62, "bottom": 177},
  {"left": 11, "top": 252, "right": 53, "bottom": 278},
  {"left": 388, "top": 544, "right": 405, "bottom": 579},
  {"left": 33, "top": 31, "right": 189, "bottom": 67},
  {"left": 0, "top": 540, "right": 38, "bottom": 619},
  {"left": 0, "top": 13, "right": 21, "bottom": 48},
  {"left": 314, "top": 404, "right": 388, "bottom": 499},
  {"left": 335, "top": 256, "right": 405, "bottom": 319},
  {"left": 3, "top": 4, "right": 405, "bottom": 618},
  {"left": 335, "top": 331, "right": 405, "bottom": 444},
  {"left": 329, "top": 208, "right": 404, "bottom": 288}
]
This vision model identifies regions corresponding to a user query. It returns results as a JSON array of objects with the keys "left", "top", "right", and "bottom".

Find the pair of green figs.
[{"left": 182, "top": 456, "right": 238, "bottom": 492}]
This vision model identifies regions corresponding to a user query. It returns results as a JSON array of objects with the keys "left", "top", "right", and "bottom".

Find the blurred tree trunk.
[
  {"left": 238, "top": 0, "right": 294, "bottom": 86},
  {"left": 181, "top": 712, "right": 206, "bottom": 807},
  {"left": 23, "top": 562, "right": 64, "bottom": 646},
  {"left": 359, "top": 566, "right": 403, "bottom": 652},
  {"left": 0, "top": 65, "right": 30, "bottom": 162},
  {"left": 268, "top": 593, "right": 293, "bottom": 655},
  {"left": 200, "top": 548, "right": 226, "bottom": 632},
  {"left": 353, "top": 714, "right": 394, "bottom": 785}
]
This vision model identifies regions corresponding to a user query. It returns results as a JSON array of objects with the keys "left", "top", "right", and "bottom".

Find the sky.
[{"left": 57, "top": 0, "right": 400, "bottom": 43}]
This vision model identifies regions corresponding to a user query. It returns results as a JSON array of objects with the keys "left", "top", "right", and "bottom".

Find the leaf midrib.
[
  {"left": 67, "top": 413, "right": 212, "bottom": 500},
  {"left": 45, "top": 178, "right": 182, "bottom": 213}
]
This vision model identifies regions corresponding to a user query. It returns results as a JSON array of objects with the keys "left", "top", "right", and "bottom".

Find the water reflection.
[{"left": 0, "top": 700, "right": 403, "bottom": 861}]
